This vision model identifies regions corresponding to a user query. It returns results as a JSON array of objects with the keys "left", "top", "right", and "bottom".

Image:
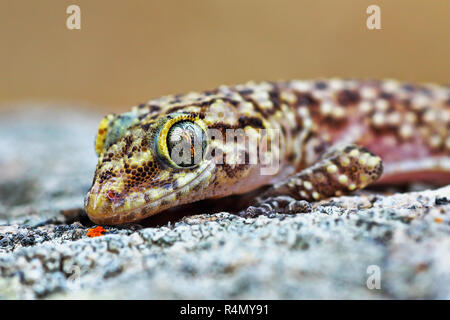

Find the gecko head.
[{"left": 84, "top": 110, "right": 216, "bottom": 225}]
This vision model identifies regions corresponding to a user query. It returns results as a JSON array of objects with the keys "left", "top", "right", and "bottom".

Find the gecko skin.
[{"left": 84, "top": 79, "right": 450, "bottom": 225}]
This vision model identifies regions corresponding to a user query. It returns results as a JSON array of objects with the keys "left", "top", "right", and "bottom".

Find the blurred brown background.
[{"left": 1, "top": 0, "right": 449, "bottom": 112}]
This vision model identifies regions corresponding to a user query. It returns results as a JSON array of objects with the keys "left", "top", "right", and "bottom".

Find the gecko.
[{"left": 84, "top": 79, "right": 450, "bottom": 225}]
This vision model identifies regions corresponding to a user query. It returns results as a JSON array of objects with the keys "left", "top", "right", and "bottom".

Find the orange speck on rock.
[{"left": 87, "top": 226, "right": 106, "bottom": 237}]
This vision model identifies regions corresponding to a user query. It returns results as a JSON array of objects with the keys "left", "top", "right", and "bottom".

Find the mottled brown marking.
[
  {"left": 337, "top": 89, "right": 360, "bottom": 106},
  {"left": 295, "top": 92, "right": 319, "bottom": 107}
]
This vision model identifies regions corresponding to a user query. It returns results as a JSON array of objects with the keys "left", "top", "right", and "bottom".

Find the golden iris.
[{"left": 156, "top": 115, "right": 207, "bottom": 168}]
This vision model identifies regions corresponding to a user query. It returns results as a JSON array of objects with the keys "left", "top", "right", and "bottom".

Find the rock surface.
[{"left": 0, "top": 105, "right": 449, "bottom": 299}]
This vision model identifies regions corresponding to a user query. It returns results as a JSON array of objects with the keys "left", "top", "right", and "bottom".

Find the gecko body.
[{"left": 84, "top": 79, "right": 450, "bottom": 225}]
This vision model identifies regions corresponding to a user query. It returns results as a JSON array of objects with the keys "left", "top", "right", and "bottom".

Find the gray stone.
[{"left": 0, "top": 105, "right": 449, "bottom": 299}]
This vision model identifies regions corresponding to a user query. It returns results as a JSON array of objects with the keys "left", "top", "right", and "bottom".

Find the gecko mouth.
[{"left": 84, "top": 161, "right": 215, "bottom": 225}]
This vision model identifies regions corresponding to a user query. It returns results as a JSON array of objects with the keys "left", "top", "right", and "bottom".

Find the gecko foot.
[{"left": 241, "top": 196, "right": 312, "bottom": 218}]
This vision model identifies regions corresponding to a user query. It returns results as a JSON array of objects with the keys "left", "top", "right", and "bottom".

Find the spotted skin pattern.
[{"left": 84, "top": 79, "right": 450, "bottom": 225}]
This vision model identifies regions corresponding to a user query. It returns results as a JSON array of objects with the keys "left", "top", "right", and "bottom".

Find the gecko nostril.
[{"left": 106, "top": 190, "right": 121, "bottom": 203}]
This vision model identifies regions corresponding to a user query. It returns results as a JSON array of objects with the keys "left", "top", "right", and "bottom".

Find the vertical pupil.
[{"left": 167, "top": 121, "right": 203, "bottom": 167}]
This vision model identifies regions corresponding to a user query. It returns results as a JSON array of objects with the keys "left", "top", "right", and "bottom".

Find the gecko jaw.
[{"left": 84, "top": 161, "right": 216, "bottom": 225}]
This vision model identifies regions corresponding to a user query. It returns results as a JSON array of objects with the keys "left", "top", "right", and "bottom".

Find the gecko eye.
[{"left": 158, "top": 120, "right": 207, "bottom": 168}]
